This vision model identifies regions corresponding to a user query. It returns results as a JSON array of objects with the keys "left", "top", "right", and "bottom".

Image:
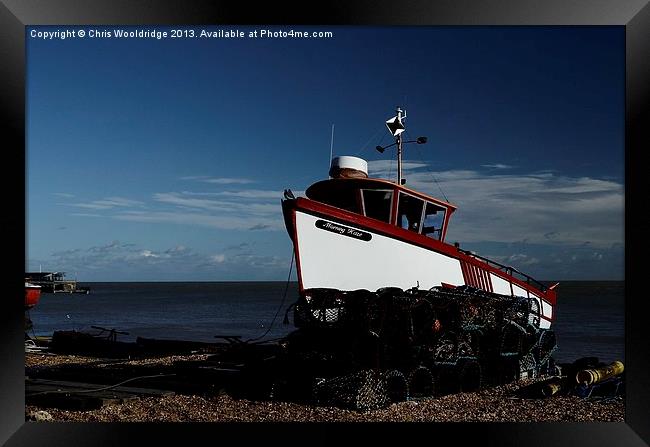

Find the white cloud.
[
  {"left": 367, "top": 160, "right": 427, "bottom": 176},
  {"left": 64, "top": 186, "right": 285, "bottom": 231},
  {"left": 69, "top": 196, "right": 144, "bottom": 210},
  {"left": 505, "top": 253, "right": 540, "bottom": 266},
  {"left": 367, "top": 161, "right": 623, "bottom": 248},
  {"left": 227, "top": 253, "right": 288, "bottom": 269},
  {"left": 42, "top": 241, "right": 290, "bottom": 280},
  {"left": 181, "top": 176, "right": 255, "bottom": 185},
  {"left": 165, "top": 245, "right": 188, "bottom": 253},
  {"left": 95, "top": 190, "right": 286, "bottom": 231},
  {"left": 180, "top": 190, "right": 283, "bottom": 199},
  {"left": 204, "top": 178, "right": 255, "bottom": 184},
  {"left": 153, "top": 192, "right": 277, "bottom": 215},
  {"left": 482, "top": 163, "right": 515, "bottom": 169},
  {"left": 140, "top": 250, "right": 158, "bottom": 258},
  {"left": 113, "top": 210, "right": 284, "bottom": 231},
  {"left": 211, "top": 254, "right": 226, "bottom": 263},
  {"left": 51, "top": 241, "right": 200, "bottom": 267},
  {"left": 249, "top": 224, "right": 271, "bottom": 231},
  {"left": 55, "top": 164, "right": 623, "bottom": 271},
  {"left": 70, "top": 213, "right": 103, "bottom": 218}
]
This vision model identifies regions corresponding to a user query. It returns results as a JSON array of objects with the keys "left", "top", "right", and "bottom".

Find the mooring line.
[{"left": 245, "top": 252, "right": 295, "bottom": 343}]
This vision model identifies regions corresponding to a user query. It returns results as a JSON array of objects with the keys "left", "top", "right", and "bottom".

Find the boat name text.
[{"left": 315, "top": 220, "right": 372, "bottom": 241}]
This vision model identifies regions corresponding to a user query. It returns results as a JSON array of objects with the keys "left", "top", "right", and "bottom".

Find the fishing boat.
[
  {"left": 282, "top": 107, "right": 557, "bottom": 330},
  {"left": 25, "top": 282, "right": 41, "bottom": 310}
]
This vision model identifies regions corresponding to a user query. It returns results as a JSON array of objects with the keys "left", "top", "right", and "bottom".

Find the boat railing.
[{"left": 457, "top": 248, "right": 548, "bottom": 292}]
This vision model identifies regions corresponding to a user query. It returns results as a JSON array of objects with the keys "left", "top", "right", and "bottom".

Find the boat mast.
[
  {"left": 378, "top": 106, "right": 424, "bottom": 186},
  {"left": 396, "top": 107, "right": 404, "bottom": 185}
]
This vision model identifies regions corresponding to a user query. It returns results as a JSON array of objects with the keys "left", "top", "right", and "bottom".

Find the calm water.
[{"left": 28, "top": 281, "right": 624, "bottom": 364}]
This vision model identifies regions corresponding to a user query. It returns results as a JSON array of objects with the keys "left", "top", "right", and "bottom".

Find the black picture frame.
[{"left": 1, "top": 1, "right": 648, "bottom": 445}]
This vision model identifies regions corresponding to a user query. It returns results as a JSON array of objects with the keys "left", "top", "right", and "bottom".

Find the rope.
[
  {"left": 26, "top": 373, "right": 177, "bottom": 397},
  {"left": 25, "top": 308, "right": 38, "bottom": 340},
  {"left": 407, "top": 130, "right": 450, "bottom": 202},
  {"left": 355, "top": 125, "right": 386, "bottom": 157},
  {"left": 245, "top": 252, "right": 295, "bottom": 343}
]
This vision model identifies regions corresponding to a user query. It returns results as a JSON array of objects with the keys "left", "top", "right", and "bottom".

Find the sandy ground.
[{"left": 24, "top": 353, "right": 624, "bottom": 422}]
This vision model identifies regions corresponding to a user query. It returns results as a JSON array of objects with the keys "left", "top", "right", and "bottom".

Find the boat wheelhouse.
[
  {"left": 25, "top": 271, "right": 90, "bottom": 294},
  {"left": 282, "top": 107, "right": 557, "bottom": 330}
]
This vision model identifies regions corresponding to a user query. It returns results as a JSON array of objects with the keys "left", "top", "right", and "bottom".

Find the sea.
[{"left": 27, "top": 281, "right": 624, "bottom": 364}]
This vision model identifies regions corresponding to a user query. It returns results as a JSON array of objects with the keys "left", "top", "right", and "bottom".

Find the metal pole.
[
  {"left": 329, "top": 124, "right": 334, "bottom": 168},
  {"left": 396, "top": 107, "right": 403, "bottom": 185},
  {"left": 397, "top": 133, "right": 402, "bottom": 185}
]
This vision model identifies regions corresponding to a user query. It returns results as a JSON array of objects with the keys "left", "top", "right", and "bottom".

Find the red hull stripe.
[
  {"left": 285, "top": 198, "right": 556, "bottom": 310},
  {"left": 469, "top": 263, "right": 480, "bottom": 289},
  {"left": 460, "top": 260, "right": 470, "bottom": 286},
  {"left": 479, "top": 265, "right": 489, "bottom": 291},
  {"left": 472, "top": 266, "right": 485, "bottom": 290},
  {"left": 474, "top": 266, "right": 483, "bottom": 290},
  {"left": 476, "top": 265, "right": 485, "bottom": 290},
  {"left": 460, "top": 259, "right": 493, "bottom": 293}
]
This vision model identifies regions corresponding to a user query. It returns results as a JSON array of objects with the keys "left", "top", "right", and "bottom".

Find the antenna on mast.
[{"left": 329, "top": 124, "right": 335, "bottom": 178}]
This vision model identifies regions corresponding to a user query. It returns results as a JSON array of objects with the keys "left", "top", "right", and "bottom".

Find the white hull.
[
  {"left": 296, "top": 211, "right": 463, "bottom": 291},
  {"left": 293, "top": 211, "right": 552, "bottom": 328}
]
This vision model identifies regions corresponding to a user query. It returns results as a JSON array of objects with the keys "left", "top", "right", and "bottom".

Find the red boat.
[
  {"left": 25, "top": 282, "right": 41, "bottom": 310},
  {"left": 282, "top": 107, "right": 558, "bottom": 330}
]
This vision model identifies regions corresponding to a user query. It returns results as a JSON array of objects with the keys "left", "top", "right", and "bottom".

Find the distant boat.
[
  {"left": 25, "top": 282, "right": 41, "bottom": 310},
  {"left": 24, "top": 271, "right": 90, "bottom": 294}
]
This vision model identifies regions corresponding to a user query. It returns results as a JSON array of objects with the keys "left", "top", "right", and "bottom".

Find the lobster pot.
[
  {"left": 314, "top": 370, "right": 387, "bottom": 411},
  {"left": 528, "top": 298, "right": 541, "bottom": 328},
  {"left": 518, "top": 353, "right": 538, "bottom": 380},
  {"left": 293, "top": 289, "right": 348, "bottom": 328}
]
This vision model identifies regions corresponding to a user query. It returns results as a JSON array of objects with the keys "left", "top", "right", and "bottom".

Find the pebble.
[
  {"left": 27, "top": 410, "right": 53, "bottom": 421},
  {"left": 25, "top": 353, "right": 624, "bottom": 422}
]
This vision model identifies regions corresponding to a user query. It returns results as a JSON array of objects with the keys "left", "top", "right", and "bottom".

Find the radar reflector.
[{"left": 386, "top": 112, "right": 406, "bottom": 137}]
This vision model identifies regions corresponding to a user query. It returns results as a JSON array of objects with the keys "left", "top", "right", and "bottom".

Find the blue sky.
[{"left": 26, "top": 26, "right": 624, "bottom": 281}]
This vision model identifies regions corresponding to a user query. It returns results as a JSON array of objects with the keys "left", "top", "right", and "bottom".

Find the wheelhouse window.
[
  {"left": 361, "top": 189, "right": 393, "bottom": 223},
  {"left": 397, "top": 192, "right": 425, "bottom": 232},
  {"left": 316, "top": 187, "right": 360, "bottom": 213},
  {"left": 422, "top": 202, "right": 446, "bottom": 240}
]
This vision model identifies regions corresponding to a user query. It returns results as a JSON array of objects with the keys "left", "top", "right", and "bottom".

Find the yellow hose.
[
  {"left": 542, "top": 381, "right": 562, "bottom": 397},
  {"left": 575, "top": 361, "right": 624, "bottom": 386}
]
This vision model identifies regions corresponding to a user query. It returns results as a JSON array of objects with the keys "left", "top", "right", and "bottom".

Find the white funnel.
[{"left": 329, "top": 156, "right": 368, "bottom": 179}]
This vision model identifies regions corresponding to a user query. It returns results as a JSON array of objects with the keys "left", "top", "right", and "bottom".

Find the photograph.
[
  {"left": 22, "top": 24, "right": 626, "bottom": 424},
  {"left": 3, "top": 0, "right": 649, "bottom": 443}
]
